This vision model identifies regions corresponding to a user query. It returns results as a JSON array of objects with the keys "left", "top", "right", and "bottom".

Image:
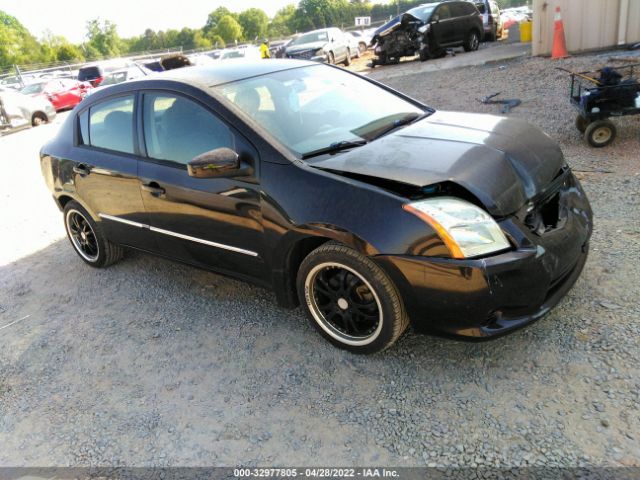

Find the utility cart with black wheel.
[{"left": 564, "top": 63, "right": 640, "bottom": 147}]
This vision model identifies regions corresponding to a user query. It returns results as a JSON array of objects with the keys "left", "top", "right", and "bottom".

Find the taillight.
[
  {"left": 488, "top": 14, "right": 494, "bottom": 24},
  {"left": 93, "top": 76, "right": 104, "bottom": 86}
]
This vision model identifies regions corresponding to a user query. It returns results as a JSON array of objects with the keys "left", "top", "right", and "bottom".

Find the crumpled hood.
[
  {"left": 286, "top": 41, "right": 326, "bottom": 54},
  {"left": 311, "top": 111, "right": 565, "bottom": 217}
]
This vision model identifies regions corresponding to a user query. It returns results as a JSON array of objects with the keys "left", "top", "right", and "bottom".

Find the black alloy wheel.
[
  {"left": 63, "top": 201, "right": 123, "bottom": 267},
  {"left": 297, "top": 242, "right": 408, "bottom": 354}
]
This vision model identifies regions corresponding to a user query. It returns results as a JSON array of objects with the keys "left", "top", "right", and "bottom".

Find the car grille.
[
  {"left": 288, "top": 50, "right": 315, "bottom": 60},
  {"left": 522, "top": 166, "right": 570, "bottom": 236}
]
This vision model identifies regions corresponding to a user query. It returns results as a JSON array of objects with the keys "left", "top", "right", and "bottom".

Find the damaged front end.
[{"left": 370, "top": 8, "right": 438, "bottom": 67}]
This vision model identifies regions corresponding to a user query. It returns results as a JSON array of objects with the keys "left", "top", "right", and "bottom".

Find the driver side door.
[{"left": 137, "top": 90, "right": 267, "bottom": 283}]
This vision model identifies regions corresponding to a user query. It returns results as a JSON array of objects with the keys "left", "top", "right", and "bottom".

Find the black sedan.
[{"left": 39, "top": 60, "right": 592, "bottom": 353}]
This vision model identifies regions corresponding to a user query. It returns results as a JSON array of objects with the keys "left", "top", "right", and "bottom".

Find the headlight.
[{"left": 403, "top": 197, "right": 510, "bottom": 259}]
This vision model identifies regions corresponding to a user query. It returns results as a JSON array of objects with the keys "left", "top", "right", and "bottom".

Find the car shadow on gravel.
[
  {"left": 1, "top": 238, "right": 584, "bottom": 369},
  {"left": 0, "top": 237, "right": 621, "bottom": 466}
]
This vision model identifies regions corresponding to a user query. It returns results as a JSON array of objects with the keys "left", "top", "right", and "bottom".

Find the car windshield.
[
  {"left": 222, "top": 50, "right": 244, "bottom": 59},
  {"left": 101, "top": 72, "right": 128, "bottom": 86},
  {"left": 215, "top": 65, "right": 427, "bottom": 158},
  {"left": 21, "top": 83, "right": 45, "bottom": 94},
  {"left": 407, "top": 4, "right": 437, "bottom": 20},
  {"left": 289, "top": 31, "right": 329, "bottom": 46}
]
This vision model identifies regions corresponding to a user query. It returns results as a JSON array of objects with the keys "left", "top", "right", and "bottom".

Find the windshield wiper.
[
  {"left": 369, "top": 111, "right": 430, "bottom": 141},
  {"left": 301, "top": 140, "right": 367, "bottom": 160}
]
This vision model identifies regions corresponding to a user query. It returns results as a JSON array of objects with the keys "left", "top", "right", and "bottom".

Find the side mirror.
[
  {"left": 187, "top": 147, "right": 241, "bottom": 178},
  {"left": 432, "top": 14, "right": 440, "bottom": 23}
]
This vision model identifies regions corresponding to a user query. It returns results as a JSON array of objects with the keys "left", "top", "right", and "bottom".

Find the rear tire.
[
  {"left": 344, "top": 48, "right": 352, "bottom": 66},
  {"left": 575, "top": 114, "right": 590, "bottom": 133},
  {"left": 63, "top": 201, "right": 123, "bottom": 268},
  {"left": 584, "top": 119, "right": 616, "bottom": 148},
  {"left": 297, "top": 242, "right": 408, "bottom": 354},
  {"left": 32, "top": 112, "right": 47, "bottom": 126},
  {"left": 464, "top": 30, "right": 481, "bottom": 52}
]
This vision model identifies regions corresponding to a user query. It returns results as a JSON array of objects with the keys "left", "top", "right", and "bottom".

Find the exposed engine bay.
[{"left": 370, "top": 10, "right": 442, "bottom": 67}]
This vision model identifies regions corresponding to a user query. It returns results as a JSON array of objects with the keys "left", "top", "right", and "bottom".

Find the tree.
[
  {"left": 207, "top": 34, "right": 226, "bottom": 49},
  {"left": 40, "top": 32, "right": 84, "bottom": 62},
  {"left": 268, "top": 5, "right": 297, "bottom": 38},
  {"left": 204, "top": 7, "right": 238, "bottom": 33},
  {"left": 0, "top": 10, "right": 43, "bottom": 66},
  {"left": 238, "top": 8, "right": 269, "bottom": 42},
  {"left": 85, "top": 19, "right": 121, "bottom": 58},
  {"left": 214, "top": 15, "right": 243, "bottom": 44}
]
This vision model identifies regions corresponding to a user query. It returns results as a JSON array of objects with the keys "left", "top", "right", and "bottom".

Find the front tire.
[
  {"left": 464, "top": 30, "right": 481, "bottom": 52},
  {"left": 63, "top": 201, "right": 123, "bottom": 268},
  {"left": 297, "top": 242, "right": 408, "bottom": 354}
]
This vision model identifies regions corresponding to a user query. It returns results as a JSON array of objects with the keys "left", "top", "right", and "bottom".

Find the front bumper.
[
  {"left": 287, "top": 53, "right": 327, "bottom": 62},
  {"left": 375, "top": 171, "right": 593, "bottom": 339}
]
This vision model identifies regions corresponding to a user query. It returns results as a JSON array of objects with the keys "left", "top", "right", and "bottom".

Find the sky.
[{"left": 0, "top": 0, "right": 320, "bottom": 44}]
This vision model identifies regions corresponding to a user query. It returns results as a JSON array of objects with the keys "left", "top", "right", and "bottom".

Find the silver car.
[{"left": 0, "top": 89, "right": 56, "bottom": 135}]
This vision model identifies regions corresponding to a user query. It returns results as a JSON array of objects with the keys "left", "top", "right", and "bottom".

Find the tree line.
[{"left": 1, "top": 0, "right": 529, "bottom": 70}]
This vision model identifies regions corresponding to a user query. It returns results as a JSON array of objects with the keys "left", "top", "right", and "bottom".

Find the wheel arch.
[
  {"left": 271, "top": 226, "right": 379, "bottom": 308},
  {"left": 54, "top": 193, "right": 99, "bottom": 222}
]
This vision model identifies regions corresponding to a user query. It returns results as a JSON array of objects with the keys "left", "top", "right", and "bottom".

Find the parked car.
[
  {"left": 286, "top": 28, "right": 352, "bottom": 66},
  {"left": 218, "top": 47, "right": 262, "bottom": 62},
  {"left": 86, "top": 66, "right": 152, "bottom": 96},
  {"left": 1, "top": 89, "right": 56, "bottom": 135},
  {"left": 0, "top": 75, "right": 25, "bottom": 91},
  {"left": 475, "top": 0, "right": 503, "bottom": 41},
  {"left": 78, "top": 60, "right": 135, "bottom": 87},
  {"left": 348, "top": 30, "right": 373, "bottom": 53},
  {"left": 371, "top": 1, "right": 483, "bottom": 66},
  {"left": 268, "top": 39, "right": 293, "bottom": 59},
  {"left": 20, "top": 79, "right": 91, "bottom": 111},
  {"left": 345, "top": 32, "right": 363, "bottom": 58},
  {"left": 40, "top": 60, "right": 592, "bottom": 353}
]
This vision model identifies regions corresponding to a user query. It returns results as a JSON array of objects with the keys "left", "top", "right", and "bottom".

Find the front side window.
[
  {"left": 142, "top": 93, "right": 234, "bottom": 166},
  {"left": 86, "top": 95, "right": 135, "bottom": 154},
  {"left": 437, "top": 5, "right": 452, "bottom": 19},
  {"left": 216, "top": 65, "right": 425, "bottom": 158}
]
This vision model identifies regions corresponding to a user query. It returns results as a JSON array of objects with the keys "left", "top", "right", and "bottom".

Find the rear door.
[
  {"left": 449, "top": 2, "right": 470, "bottom": 42},
  {"left": 74, "top": 94, "right": 154, "bottom": 249},
  {"left": 137, "top": 90, "right": 266, "bottom": 282}
]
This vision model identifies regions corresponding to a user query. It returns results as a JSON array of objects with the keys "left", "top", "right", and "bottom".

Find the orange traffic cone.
[{"left": 551, "top": 6, "right": 569, "bottom": 59}]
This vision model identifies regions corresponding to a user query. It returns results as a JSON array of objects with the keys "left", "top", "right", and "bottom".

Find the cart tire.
[
  {"left": 584, "top": 120, "right": 616, "bottom": 148},
  {"left": 575, "top": 114, "right": 590, "bottom": 133}
]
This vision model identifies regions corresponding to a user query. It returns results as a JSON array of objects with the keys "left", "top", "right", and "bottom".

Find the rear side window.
[
  {"left": 142, "top": 93, "right": 234, "bottom": 166},
  {"left": 78, "top": 67, "right": 101, "bottom": 81},
  {"left": 81, "top": 95, "right": 135, "bottom": 154}
]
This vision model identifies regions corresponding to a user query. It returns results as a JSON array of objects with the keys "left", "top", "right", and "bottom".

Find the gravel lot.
[{"left": 1, "top": 47, "right": 639, "bottom": 468}]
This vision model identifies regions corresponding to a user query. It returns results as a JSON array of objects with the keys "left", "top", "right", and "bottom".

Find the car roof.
[{"left": 155, "top": 59, "right": 316, "bottom": 87}]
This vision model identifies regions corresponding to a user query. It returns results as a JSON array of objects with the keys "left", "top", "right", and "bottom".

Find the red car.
[{"left": 20, "top": 79, "right": 92, "bottom": 111}]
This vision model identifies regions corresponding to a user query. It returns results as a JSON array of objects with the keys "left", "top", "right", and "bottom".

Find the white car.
[
  {"left": 1, "top": 89, "right": 56, "bottom": 134},
  {"left": 85, "top": 65, "right": 152, "bottom": 96},
  {"left": 347, "top": 30, "right": 373, "bottom": 54},
  {"left": 218, "top": 47, "right": 262, "bottom": 61}
]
